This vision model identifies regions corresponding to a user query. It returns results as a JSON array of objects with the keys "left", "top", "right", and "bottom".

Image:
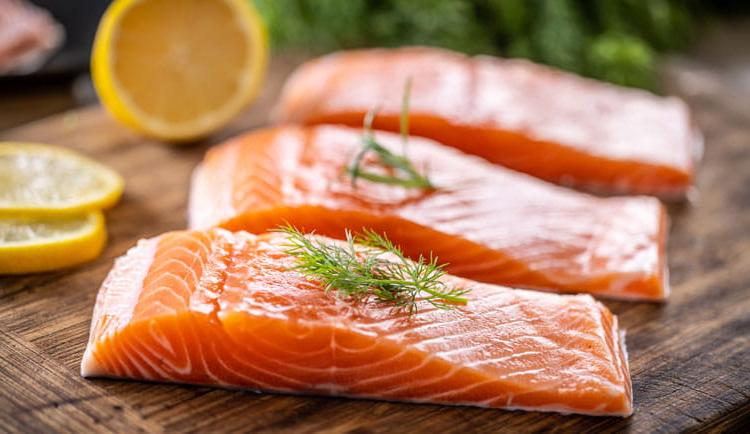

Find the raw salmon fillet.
[
  {"left": 189, "top": 125, "right": 669, "bottom": 301},
  {"left": 81, "top": 229, "right": 633, "bottom": 416},
  {"left": 273, "top": 47, "right": 700, "bottom": 198}
]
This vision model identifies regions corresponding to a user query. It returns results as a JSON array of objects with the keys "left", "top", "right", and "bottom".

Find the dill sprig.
[
  {"left": 277, "top": 224, "right": 469, "bottom": 316},
  {"left": 347, "top": 78, "right": 434, "bottom": 190}
]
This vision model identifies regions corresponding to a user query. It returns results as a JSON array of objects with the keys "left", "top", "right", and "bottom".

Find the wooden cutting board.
[{"left": 1, "top": 56, "right": 748, "bottom": 433}]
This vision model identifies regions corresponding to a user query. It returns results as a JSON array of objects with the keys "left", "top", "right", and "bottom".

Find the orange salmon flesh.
[
  {"left": 273, "top": 47, "right": 700, "bottom": 198},
  {"left": 189, "top": 125, "right": 669, "bottom": 301},
  {"left": 81, "top": 229, "right": 633, "bottom": 416}
]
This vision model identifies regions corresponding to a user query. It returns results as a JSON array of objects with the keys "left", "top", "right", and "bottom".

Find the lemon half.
[{"left": 92, "top": 0, "right": 269, "bottom": 142}]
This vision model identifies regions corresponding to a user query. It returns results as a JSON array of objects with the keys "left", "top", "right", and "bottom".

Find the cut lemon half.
[
  {"left": 92, "top": 0, "right": 269, "bottom": 142},
  {"left": 0, "top": 143, "right": 124, "bottom": 217},
  {"left": 0, "top": 212, "right": 106, "bottom": 274}
]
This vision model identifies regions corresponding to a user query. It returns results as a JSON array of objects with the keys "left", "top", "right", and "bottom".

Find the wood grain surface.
[{"left": 2, "top": 49, "right": 750, "bottom": 433}]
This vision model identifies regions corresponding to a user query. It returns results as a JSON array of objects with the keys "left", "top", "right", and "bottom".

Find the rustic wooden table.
[{"left": 1, "top": 27, "right": 749, "bottom": 433}]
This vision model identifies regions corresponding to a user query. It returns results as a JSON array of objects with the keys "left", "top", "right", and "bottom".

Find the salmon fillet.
[
  {"left": 81, "top": 229, "right": 633, "bottom": 416},
  {"left": 273, "top": 47, "right": 700, "bottom": 198},
  {"left": 0, "top": 0, "right": 64, "bottom": 74},
  {"left": 188, "top": 125, "right": 668, "bottom": 301}
]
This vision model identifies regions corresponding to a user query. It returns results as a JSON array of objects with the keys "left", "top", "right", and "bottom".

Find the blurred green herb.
[{"left": 253, "top": 0, "right": 700, "bottom": 90}]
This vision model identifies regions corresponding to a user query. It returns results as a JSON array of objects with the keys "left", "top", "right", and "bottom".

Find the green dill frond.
[
  {"left": 347, "top": 79, "right": 433, "bottom": 190},
  {"left": 400, "top": 76, "right": 412, "bottom": 149},
  {"left": 276, "top": 225, "right": 470, "bottom": 316}
]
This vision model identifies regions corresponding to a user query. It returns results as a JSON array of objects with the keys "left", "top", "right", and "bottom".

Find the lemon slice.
[
  {"left": 92, "top": 0, "right": 268, "bottom": 142},
  {"left": 0, "top": 143, "right": 124, "bottom": 217},
  {"left": 0, "top": 212, "right": 106, "bottom": 274}
]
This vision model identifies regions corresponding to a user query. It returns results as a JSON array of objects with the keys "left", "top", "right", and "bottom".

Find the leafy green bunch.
[{"left": 253, "top": 0, "right": 696, "bottom": 90}]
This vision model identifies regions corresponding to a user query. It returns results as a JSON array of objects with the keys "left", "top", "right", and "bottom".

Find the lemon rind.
[
  {"left": 0, "top": 142, "right": 124, "bottom": 217},
  {"left": 0, "top": 212, "right": 107, "bottom": 274}
]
